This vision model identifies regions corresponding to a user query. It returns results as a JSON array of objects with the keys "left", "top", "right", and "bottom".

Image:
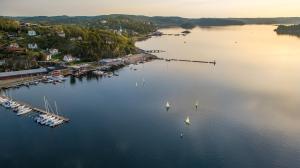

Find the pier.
[
  {"left": 144, "top": 50, "right": 166, "bottom": 53},
  {"left": 161, "top": 58, "right": 216, "bottom": 65},
  {"left": 0, "top": 95, "right": 69, "bottom": 124}
]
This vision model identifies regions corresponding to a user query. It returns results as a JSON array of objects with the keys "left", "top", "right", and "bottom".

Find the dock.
[
  {"left": 161, "top": 58, "right": 216, "bottom": 65},
  {"left": 144, "top": 50, "right": 166, "bottom": 53},
  {"left": 0, "top": 95, "right": 69, "bottom": 123}
]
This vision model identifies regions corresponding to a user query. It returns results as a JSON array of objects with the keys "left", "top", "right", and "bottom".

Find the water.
[{"left": 1, "top": 25, "right": 300, "bottom": 168}]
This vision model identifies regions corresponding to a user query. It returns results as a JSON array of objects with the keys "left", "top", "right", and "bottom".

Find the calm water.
[{"left": 1, "top": 25, "right": 300, "bottom": 168}]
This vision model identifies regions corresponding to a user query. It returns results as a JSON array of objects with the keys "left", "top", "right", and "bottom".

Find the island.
[{"left": 275, "top": 24, "right": 300, "bottom": 37}]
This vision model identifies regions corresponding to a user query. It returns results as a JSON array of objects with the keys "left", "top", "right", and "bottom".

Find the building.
[
  {"left": 28, "top": 30, "right": 37, "bottom": 36},
  {"left": 28, "top": 43, "right": 38, "bottom": 49},
  {"left": 63, "top": 55, "right": 79, "bottom": 62},
  {"left": 20, "top": 22, "right": 31, "bottom": 27},
  {"left": 0, "top": 68, "right": 48, "bottom": 80},
  {"left": 9, "top": 43, "right": 19, "bottom": 49},
  {"left": 49, "top": 48, "right": 59, "bottom": 55},
  {"left": 0, "top": 60, "right": 5, "bottom": 66},
  {"left": 101, "top": 20, "right": 107, "bottom": 24},
  {"left": 6, "top": 43, "right": 24, "bottom": 53}
]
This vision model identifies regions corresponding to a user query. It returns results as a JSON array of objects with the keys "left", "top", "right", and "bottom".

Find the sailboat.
[
  {"left": 195, "top": 101, "right": 199, "bottom": 109},
  {"left": 136, "top": 82, "right": 138, "bottom": 87},
  {"left": 185, "top": 116, "right": 191, "bottom": 125},
  {"left": 166, "top": 101, "right": 170, "bottom": 110}
]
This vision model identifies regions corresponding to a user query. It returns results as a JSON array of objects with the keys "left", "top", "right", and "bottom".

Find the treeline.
[
  {"left": 0, "top": 17, "right": 20, "bottom": 31},
  {"left": 275, "top": 25, "right": 300, "bottom": 37},
  {"left": 16, "top": 15, "right": 157, "bottom": 35},
  {"left": 14, "top": 15, "right": 247, "bottom": 30}
]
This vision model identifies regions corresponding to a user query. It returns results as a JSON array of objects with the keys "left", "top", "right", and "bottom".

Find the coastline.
[{"left": 0, "top": 52, "right": 158, "bottom": 90}]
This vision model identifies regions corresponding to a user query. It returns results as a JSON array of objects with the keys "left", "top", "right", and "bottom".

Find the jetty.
[
  {"left": 161, "top": 58, "right": 216, "bottom": 65},
  {"left": 144, "top": 50, "right": 166, "bottom": 53},
  {"left": 0, "top": 95, "right": 69, "bottom": 123}
]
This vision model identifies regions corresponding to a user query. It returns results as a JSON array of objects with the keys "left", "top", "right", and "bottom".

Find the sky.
[{"left": 1, "top": 0, "right": 300, "bottom": 18}]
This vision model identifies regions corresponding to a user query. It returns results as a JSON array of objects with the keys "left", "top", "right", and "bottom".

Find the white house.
[
  {"left": 101, "top": 20, "right": 107, "bottom": 24},
  {"left": 28, "top": 30, "right": 37, "bottom": 36},
  {"left": 9, "top": 43, "right": 19, "bottom": 49},
  {"left": 0, "top": 60, "right": 5, "bottom": 66},
  {"left": 49, "top": 48, "right": 59, "bottom": 55},
  {"left": 28, "top": 43, "right": 38, "bottom": 49},
  {"left": 63, "top": 55, "right": 80, "bottom": 62}
]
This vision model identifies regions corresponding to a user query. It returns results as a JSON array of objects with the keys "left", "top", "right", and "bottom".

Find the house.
[
  {"left": 6, "top": 43, "right": 25, "bottom": 53},
  {"left": 57, "top": 31, "right": 66, "bottom": 38},
  {"left": 20, "top": 22, "right": 31, "bottom": 27},
  {"left": 0, "top": 60, "right": 5, "bottom": 66},
  {"left": 101, "top": 20, "right": 107, "bottom": 24},
  {"left": 28, "top": 30, "right": 37, "bottom": 36},
  {"left": 49, "top": 48, "right": 59, "bottom": 55},
  {"left": 9, "top": 43, "right": 19, "bottom": 49},
  {"left": 63, "top": 55, "right": 79, "bottom": 62},
  {"left": 28, "top": 43, "right": 38, "bottom": 49}
]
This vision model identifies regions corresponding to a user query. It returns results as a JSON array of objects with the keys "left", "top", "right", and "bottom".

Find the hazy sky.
[{"left": 1, "top": 0, "right": 300, "bottom": 17}]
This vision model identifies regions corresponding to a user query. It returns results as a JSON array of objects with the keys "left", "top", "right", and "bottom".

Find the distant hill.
[
  {"left": 12, "top": 15, "right": 245, "bottom": 30},
  {"left": 232, "top": 17, "right": 300, "bottom": 25},
  {"left": 11, "top": 15, "right": 300, "bottom": 29}
]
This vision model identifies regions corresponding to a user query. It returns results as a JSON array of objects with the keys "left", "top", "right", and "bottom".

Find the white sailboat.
[
  {"left": 136, "top": 82, "right": 138, "bottom": 87},
  {"left": 185, "top": 116, "right": 191, "bottom": 125},
  {"left": 166, "top": 101, "right": 170, "bottom": 109},
  {"left": 195, "top": 101, "right": 199, "bottom": 109}
]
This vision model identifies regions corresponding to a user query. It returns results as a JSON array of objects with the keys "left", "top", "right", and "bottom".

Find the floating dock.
[
  {"left": 0, "top": 95, "right": 69, "bottom": 123},
  {"left": 160, "top": 58, "right": 216, "bottom": 65},
  {"left": 144, "top": 50, "right": 166, "bottom": 53}
]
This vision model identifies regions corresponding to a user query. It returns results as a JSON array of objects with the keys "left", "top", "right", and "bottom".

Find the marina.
[{"left": 0, "top": 95, "right": 69, "bottom": 127}]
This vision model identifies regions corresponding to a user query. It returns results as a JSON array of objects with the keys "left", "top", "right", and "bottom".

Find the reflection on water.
[{"left": 0, "top": 25, "right": 299, "bottom": 168}]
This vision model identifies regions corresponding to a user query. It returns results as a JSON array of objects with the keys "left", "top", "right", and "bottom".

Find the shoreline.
[{"left": 0, "top": 52, "right": 158, "bottom": 90}]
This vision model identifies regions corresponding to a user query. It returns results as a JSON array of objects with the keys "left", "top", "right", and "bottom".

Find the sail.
[
  {"left": 166, "top": 102, "right": 170, "bottom": 108},
  {"left": 185, "top": 116, "right": 190, "bottom": 125}
]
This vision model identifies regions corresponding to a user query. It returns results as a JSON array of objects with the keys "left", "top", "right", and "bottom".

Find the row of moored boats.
[
  {"left": 0, "top": 96, "right": 65, "bottom": 128},
  {"left": 0, "top": 97, "right": 33, "bottom": 115}
]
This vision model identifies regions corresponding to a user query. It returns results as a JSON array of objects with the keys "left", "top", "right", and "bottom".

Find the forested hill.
[
  {"left": 0, "top": 17, "right": 136, "bottom": 71},
  {"left": 13, "top": 15, "right": 245, "bottom": 29},
  {"left": 12, "top": 15, "right": 300, "bottom": 30},
  {"left": 275, "top": 24, "right": 300, "bottom": 37}
]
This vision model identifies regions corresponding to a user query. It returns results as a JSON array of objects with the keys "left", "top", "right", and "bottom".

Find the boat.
[
  {"left": 136, "top": 82, "right": 138, "bottom": 87},
  {"left": 195, "top": 101, "right": 199, "bottom": 109},
  {"left": 93, "top": 70, "right": 105, "bottom": 76},
  {"left": 166, "top": 102, "right": 170, "bottom": 110},
  {"left": 185, "top": 116, "right": 191, "bottom": 125},
  {"left": 17, "top": 107, "right": 32, "bottom": 116},
  {"left": 2, "top": 101, "right": 12, "bottom": 108}
]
